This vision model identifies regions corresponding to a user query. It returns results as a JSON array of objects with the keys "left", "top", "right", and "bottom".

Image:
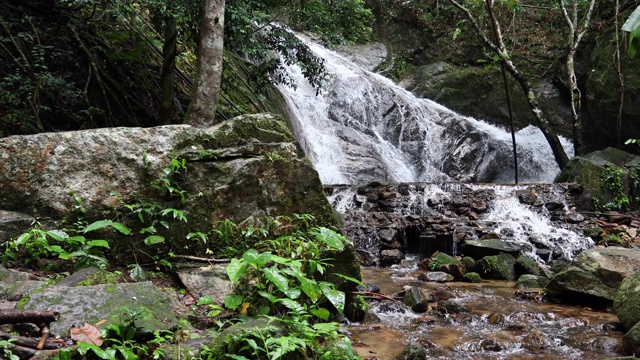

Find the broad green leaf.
[
  {"left": 242, "top": 249, "right": 259, "bottom": 264},
  {"left": 118, "top": 348, "right": 139, "bottom": 360},
  {"left": 279, "top": 298, "right": 305, "bottom": 313},
  {"left": 86, "top": 240, "right": 110, "bottom": 248},
  {"left": 14, "top": 232, "right": 32, "bottom": 246},
  {"left": 225, "top": 354, "right": 250, "bottom": 360},
  {"left": 309, "top": 307, "right": 330, "bottom": 320},
  {"left": 45, "top": 229, "right": 69, "bottom": 241},
  {"left": 629, "top": 27, "right": 640, "bottom": 59},
  {"left": 129, "top": 264, "right": 147, "bottom": 282},
  {"left": 83, "top": 220, "right": 114, "bottom": 233},
  {"left": 262, "top": 268, "right": 289, "bottom": 293},
  {"left": 258, "top": 291, "right": 279, "bottom": 303},
  {"left": 320, "top": 282, "right": 345, "bottom": 314},
  {"left": 284, "top": 288, "right": 301, "bottom": 300},
  {"left": 298, "top": 277, "right": 322, "bottom": 302},
  {"left": 66, "top": 236, "right": 87, "bottom": 245},
  {"left": 334, "top": 273, "right": 365, "bottom": 287},
  {"left": 224, "top": 294, "right": 244, "bottom": 310},
  {"left": 227, "top": 258, "right": 249, "bottom": 284},
  {"left": 258, "top": 306, "right": 271, "bottom": 315},
  {"left": 622, "top": 6, "right": 640, "bottom": 32},
  {"left": 312, "top": 322, "right": 339, "bottom": 333},
  {"left": 77, "top": 342, "right": 112, "bottom": 360},
  {"left": 255, "top": 252, "right": 272, "bottom": 267},
  {"left": 313, "top": 227, "right": 344, "bottom": 251},
  {"left": 144, "top": 235, "right": 165, "bottom": 246},
  {"left": 111, "top": 222, "right": 131, "bottom": 235},
  {"left": 197, "top": 295, "right": 216, "bottom": 306}
]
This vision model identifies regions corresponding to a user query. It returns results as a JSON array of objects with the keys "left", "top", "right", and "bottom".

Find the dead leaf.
[
  {"left": 70, "top": 322, "right": 104, "bottom": 346},
  {"left": 240, "top": 302, "right": 251, "bottom": 315},
  {"left": 95, "top": 319, "right": 106, "bottom": 326}
]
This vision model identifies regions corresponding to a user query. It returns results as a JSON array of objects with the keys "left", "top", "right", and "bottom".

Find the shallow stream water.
[{"left": 348, "top": 257, "right": 624, "bottom": 360}]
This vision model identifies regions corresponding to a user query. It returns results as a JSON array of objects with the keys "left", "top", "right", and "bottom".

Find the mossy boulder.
[
  {"left": 622, "top": 321, "right": 640, "bottom": 355},
  {"left": 585, "top": 28, "right": 640, "bottom": 152},
  {"left": 614, "top": 270, "right": 640, "bottom": 331},
  {"left": 462, "top": 239, "right": 522, "bottom": 259},
  {"left": 515, "top": 256, "right": 540, "bottom": 276},
  {"left": 476, "top": 254, "right": 516, "bottom": 280},
  {"left": 22, "top": 281, "right": 178, "bottom": 336},
  {"left": 463, "top": 272, "right": 482, "bottom": 283},
  {"left": 554, "top": 147, "right": 638, "bottom": 211},
  {"left": 516, "top": 274, "right": 549, "bottom": 289},
  {"left": 402, "top": 62, "right": 572, "bottom": 136},
  {"left": 546, "top": 247, "right": 640, "bottom": 302}
]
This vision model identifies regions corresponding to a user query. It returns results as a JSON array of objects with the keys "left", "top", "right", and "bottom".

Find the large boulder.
[
  {"left": 614, "top": 270, "right": 640, "bottom": 331},
  {"left": 0, "top": 113, "right": 363, "bottom": 290},
  {"left": 0, "top": 113, "right": 339, "bottom": 254},
  {"left": 402, "top": 62, "right": 572, "bottom": 136},
  {"left": 554, "top": 147, "right": 638, "bottom": 211},
  {"left": 546, "top": 247, "right": 640, "bottom": 302}
]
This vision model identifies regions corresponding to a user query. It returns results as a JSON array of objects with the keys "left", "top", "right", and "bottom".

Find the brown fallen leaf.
[{"left": 70, "top": 322, "right": 104, "bottom": 346}]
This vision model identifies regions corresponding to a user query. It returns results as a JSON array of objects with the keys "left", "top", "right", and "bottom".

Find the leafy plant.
[
  {"left": 2, "top": 219, "right": 130, "bottom": 270},
  {"left": 200, "top": 226, "right": 360, "bottom": 359},
  {"left": 0, "top": 338, "right": 19, "bottom": 360}
]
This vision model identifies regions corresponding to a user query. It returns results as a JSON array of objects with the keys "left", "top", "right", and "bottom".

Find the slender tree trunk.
[
  {"left": 159, "top": 15, "right": 177, "bottom": 125},
  {"left": 448, "top": 0, "right": 570, "bottom": 170},
  {"left": 188, "top": 0, "right": 225, "bottom": 128},
  {"left": 558, "top": 0, "right": 596, "bottom": 155}
]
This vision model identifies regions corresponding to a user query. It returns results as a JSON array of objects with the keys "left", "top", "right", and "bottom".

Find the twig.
[
  {"left": 350, "top": 291, "right": 397, "bottom": 302},
  {"left": 173, "top": 255, "right": 231, "bottom": 263},
  {"left": 0, "top": 309, "right": 59, "bottom": 325},
  {"left": 0, "top": 331, "right": 64, "bottom": 350},
  {"left": 37, "top": 323, "right": 50, "bottom": 350}
]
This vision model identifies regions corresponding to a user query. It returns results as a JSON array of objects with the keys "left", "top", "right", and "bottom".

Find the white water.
[{"left": 279, "top": 38, "right": 573, "bottom": 185}]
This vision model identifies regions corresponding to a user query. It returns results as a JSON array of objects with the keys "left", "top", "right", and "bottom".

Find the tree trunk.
[
  {"left": 187, "top": 0, "right": 225, "bottom": 128},
  {"left": 448, "top": 0, "right": 570, "bottom": 170},
  {"left": 159, "top": 15, "right": 177, "bottom": 125}
]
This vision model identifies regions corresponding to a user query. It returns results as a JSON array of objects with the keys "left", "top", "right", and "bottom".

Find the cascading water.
[{"left": 278, "top": 38, "right": 574, "bottom": 185}]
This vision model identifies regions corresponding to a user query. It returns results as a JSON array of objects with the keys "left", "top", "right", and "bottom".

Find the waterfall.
[{"left": 278, "top": 38, "right": 574, "bottom": 185}]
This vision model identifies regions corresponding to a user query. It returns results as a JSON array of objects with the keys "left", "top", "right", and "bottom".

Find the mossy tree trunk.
[{"left": 188, "top": 0, "right": 225, "bottom": 128}]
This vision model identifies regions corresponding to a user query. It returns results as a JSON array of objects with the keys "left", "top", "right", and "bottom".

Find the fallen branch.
[
  {"left": 350, "top": 291, "right": 397, "bottom": 302},
  {"left": 173, "top": 255, "right": 231, "bottom": 263},
  {"left": 0, "top": 331, "right": 64, "bottom": 350},
  {"left": 0, "top": 309, "right": 59, "bottom": 325},
  {"left": 37, "top": 323, "right": 50, "bottom": 350}
]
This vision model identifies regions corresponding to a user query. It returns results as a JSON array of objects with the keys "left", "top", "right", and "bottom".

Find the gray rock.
[
  {"left": 403, "top": 286, "right": 432, "bottom": 313},
  {"left": 22, "top": 281, "right": 179, "bottom": 336},
  {"left": 462, "top": 239, "right": 522, "bottom": 259},
  {"left": 546, "top": 247, "right": 640, "bottom": 302},
  {"left": 380, "top": 249, "right": 403, "bottom": 266},
  {"left": 614, "top": 270, "right": 640, "bottom": 331},
  {"left": 176, "top": 264, "right": 233, "bottom": 301},
  {"left": 516, "top": 274, "right": 550, "bottom": 289},
  {"left": 0, "top": 268, "right": 47, "bottom": 301},
  {"left": 418, "top": 271, "right": 454, "bottom": 283}
]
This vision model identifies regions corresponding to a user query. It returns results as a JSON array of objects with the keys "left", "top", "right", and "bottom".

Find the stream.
[{"left": 349, "top": 257, "right": 623, "bottom": 360}]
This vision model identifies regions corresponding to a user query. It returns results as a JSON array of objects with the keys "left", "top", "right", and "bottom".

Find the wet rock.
[
  {"left": 439, "top": 299, "right": 469, "bottom": 314},
  {"left": 418, "top": 271, "right": 454, "bottom": 283},
  {"left": 487, "top": 312, "right": 505, "bottom": 324},
  {"left": 522, "top": 329, "right": 552, "bottom": 350},
  {"left": 379, "top": 228, "right": 397, "bottom": 242},
  {"left": 401, "top": 341, "right": 427, "bottom": 360},
  {"left": 463, "top": 272, "right": 482, "bottom": 283},
  {"left": 516, "top": 275, "right": 549, "bottom": 289},
  {"left": 355, "top": 249, "right": 378, "bottom": 267},
  {"left": 614, "top": 270, "right": 640, "bottom": 331},
  {"left": 461, "top": 239, "right": 522, "bottom": 259},
  {"left": 589, "top": 336, "right": 620, "bottom": 351},
  {"left": 544, "top": 201, "right": 564, "bottom": 211},
  {"left": 21, "top": 281, "right": 178, "bottom": 336},
  {"left": 426, "top": 252, "right": 466, "bottom": 279},
  {"left": 439, "top": 263, "right": 467, "bottom": 280},
  {"left": 380, "top": 249, "right": 404, "bottom": 266},
  {"left": 477, "top": 254, "right": 517, "bottom": 281},
  {"left": 546, "top": 247, "right": 640, "bottom": 302},
  {"left": 403, "top": 286, "right": 432, "bottom": 313},
  {"left": 623, "top": 321, "right": 640, "bottom": 355},
  {"left": 515, "top": 256, "right": 540, "bottom": 276},
  {"left": 462, "top": 256, "right": 476, "bottom": 272},
  {"left": 550, "top": 256, "right": 572, "bottom": 273},
  {"left": 356, "top": 283, "right": 381, "bottom": 294},
  {"left": 517, "top": 189, "right": 538, "bottom": 205}
]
